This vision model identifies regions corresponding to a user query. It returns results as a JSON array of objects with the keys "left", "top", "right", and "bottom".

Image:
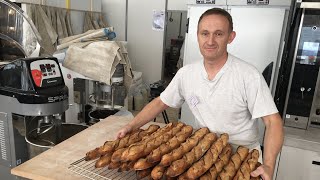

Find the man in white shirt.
[{"left": 117, "top": 8, "right": 283, "bottom": 180}]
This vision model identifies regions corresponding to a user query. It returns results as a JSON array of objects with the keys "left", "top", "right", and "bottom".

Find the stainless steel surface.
[
  {"left": 300, "top": 2, "right": 320, "bottom": 9},
  {"left": 284, "top": 115, "right": 309, "bottom": 129},
  {"left": 284, "top": 126, "right": 320, "bottom": 153},
  {"left": 0, "top": 0, "right": 41, "bottom": 58},
  {"left": 88, "top": 109, "right": 119, "bottom": 125},
  {"left": 26, "top": 124, "right": 87, "bottom": 159},
  {"left": 0, "top": 112, "right": 10, "bottom": 167},
  {"left": 68, "top": 158, "right": 137, "bottom": 180},
  {"left": 282, "top": 8, "right": 305, "bottom": 122},
  {"left": 0, "top": 95, "right": 68, "bottom": 116}
]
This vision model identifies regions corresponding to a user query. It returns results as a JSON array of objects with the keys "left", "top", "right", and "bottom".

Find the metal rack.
[{"left": 68, "top": 158, "right": 137, "bottom": 180}]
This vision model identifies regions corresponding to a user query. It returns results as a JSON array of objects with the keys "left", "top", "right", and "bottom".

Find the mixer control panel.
[{"left": 30, "top": 59, "right": 63, "bottom": 87}]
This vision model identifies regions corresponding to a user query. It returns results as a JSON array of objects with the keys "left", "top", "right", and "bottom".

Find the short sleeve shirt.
[{"left": 160, "top": 54, "right": 278, "bottom": 147}]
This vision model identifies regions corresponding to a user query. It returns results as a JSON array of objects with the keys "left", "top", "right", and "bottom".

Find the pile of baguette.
[{"left": 85, "top": 122, "right": 261, "bottom": 180}]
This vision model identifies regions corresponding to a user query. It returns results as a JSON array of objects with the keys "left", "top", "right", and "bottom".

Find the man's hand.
[
  {"left": 116, "top": 125, "right": 132, "bottom": 139},
  {"left": 251, "top": 164, "right": 273, "bottom": 180}
]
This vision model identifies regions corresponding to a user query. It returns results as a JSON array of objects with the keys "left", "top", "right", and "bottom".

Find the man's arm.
[
  {"left": 251, "top": 113, "right": 284, "bottom": 180},
  {"left": 116, "top": 97, "right": 168, "bottom": 138}
]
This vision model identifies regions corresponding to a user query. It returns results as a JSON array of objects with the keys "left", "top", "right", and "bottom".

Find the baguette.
[
  {"left": 99, "top": 124, "right": 159, "bottom": 155},
  {"left": 118, "top": 161, "right": 129, "bottom": 172},
  {"left": 111, "top": 148, "right": 126, "bottom": 162},
  {"left": 218, "top": 146, "right": 249, "bottom": 180},
  {"left": 166, "top": 132, "right": 217, "bottom": 177},
  {"left": 183, "top": 133, "right": 229, "bottom": 179},
  {"left": 233, "top": 149, "right": 259, "bottom": 180},
  {"left": 118, "top": 160, "right": 138, "bottom": 172},
  {"left": 85, "top": 124, "right": 159, "bottom": 161},
  {"left": 151, "top": 165, "right": 167, "bottom": 180},
  {"left": 117, "top": 122, "right": 174, "bottom": 162},
  {"left": 108, "top": 161, "right": 121, "bottom": 170},
  {"left": 199, "top": 144, "right": 232, "bottom": 180},
  {"left": 160, "top": 127, "right": 210, "bottom": 167},
  {"left": 95, "top": 153, "right": 112, "bottom": 168},
  {"left": 136, "top": 168, "right": 153, "bottom": 180},
  {"left": 146, "top": 125, "right": 193, "bottom": 163},
  {"left": 133, "top": 158, "right": 158, "bottom": 170},
  {"left": 121, "top": 122, "right": 185, "bottom": 162},
  {"left": 85, "top": 148, "right": 100, "bottom": 161},
  {"left": 250, "top": 162, "right": 262, "bottom": 180}
]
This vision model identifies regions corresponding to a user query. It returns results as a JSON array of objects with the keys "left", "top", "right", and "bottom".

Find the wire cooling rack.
[{"left": 68, "top": 157, "right": 137, "bottom": 180}]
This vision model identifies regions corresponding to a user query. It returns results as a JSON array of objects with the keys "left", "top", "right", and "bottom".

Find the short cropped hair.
[{"left": 198, "top": 8, "right": 233, "bottom": 32}]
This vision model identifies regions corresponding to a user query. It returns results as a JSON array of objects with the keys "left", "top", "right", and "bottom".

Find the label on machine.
[
  {"left": 247, "top": 0, "right": 269, "bottom": 5},
  {"left": 196, "top": 0, "right": 215, "bottom": 4},
  {"left": 30, "top": 59, "right": 62, "bottom": 88}
]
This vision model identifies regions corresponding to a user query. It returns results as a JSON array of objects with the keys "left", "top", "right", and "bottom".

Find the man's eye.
[
  {"left": 201, "top": 32, "right": 208, "bottom": 36},
  {"left": 215, "top": 33, "right": 223, "bottom": 36}
]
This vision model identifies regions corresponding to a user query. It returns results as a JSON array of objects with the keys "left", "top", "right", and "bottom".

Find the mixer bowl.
[
  {"left": 88, "top": 109, "right": 119, "bottom": 125},
  {"left": 25, "top": 123, "right": 88, "bottom": 158}
]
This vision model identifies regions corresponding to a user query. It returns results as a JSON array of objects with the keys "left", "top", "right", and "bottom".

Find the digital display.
[{"left": 302, "top": 42, "right": 319, "bottom": 57}]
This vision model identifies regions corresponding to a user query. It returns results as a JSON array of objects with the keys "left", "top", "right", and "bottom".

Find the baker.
[{"left": 116, "top": 8, "right": 283, "bottom": 180}]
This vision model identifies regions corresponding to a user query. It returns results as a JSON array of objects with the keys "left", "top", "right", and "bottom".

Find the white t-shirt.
[{"left": 160, "top": 54, "right": 278, "bottom": 148}]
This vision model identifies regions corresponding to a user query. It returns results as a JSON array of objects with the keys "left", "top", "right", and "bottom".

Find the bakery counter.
[
  {"left": 11, "top": 116, "right": 164, "bottom": 180},
  {"left": 283, "top": 126, "right": 320, "bottom": 152}
]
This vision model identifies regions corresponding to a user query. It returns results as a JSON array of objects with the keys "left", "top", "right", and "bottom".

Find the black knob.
[{"left": 316, "top": 109, "right": 320, "bottom": 115}]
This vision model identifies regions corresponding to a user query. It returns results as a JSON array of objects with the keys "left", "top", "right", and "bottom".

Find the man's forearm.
[
  {"left": 263, "top": 113, "right": 284, "bottom": 173},
  {"left": 127, "top": 97, "right": 168, "bottom": 130}
]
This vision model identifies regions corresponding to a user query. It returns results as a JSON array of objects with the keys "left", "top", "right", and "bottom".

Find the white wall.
[
  {"left": 127, "top": 0, "right": 166, "bottom": 85},
  {"left": 101, "top": 0, "right": 126, "bottom": 41},
  {"left": 168, "top": 0, "right": 187, "bottom": 11}
]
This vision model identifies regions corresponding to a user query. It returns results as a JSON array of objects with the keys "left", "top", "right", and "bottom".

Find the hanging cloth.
[
  {"left": 59, "top": 8, "right": 69, "bottom": 37},
  {"left": 83, "top": 12, "right": 95, "bottom": 32},
  {"left": 66, "top": 11, "right": 74, "bottom": 36},
  {"left": 98, "top": 13, "right": 108, "bottom": 28},
  {"left": 92, "top": 12, "right": 101, "bottom": 29},
  {"left": 27, "top": 4, "right": 57, "bottom": 55},
  {"left": 49, "top": 7, "right": 57, "bottom": 33},
  {"left": 56, "top": 8, "right": 65, "bottom": 39}
]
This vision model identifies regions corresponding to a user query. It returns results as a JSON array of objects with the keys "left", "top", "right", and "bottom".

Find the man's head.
[
  {"left": 197, "top": 8, "right": 236, "bottom": 62},
  {"left": 198, "top": 8, "right": 233, "bottom": 32}
]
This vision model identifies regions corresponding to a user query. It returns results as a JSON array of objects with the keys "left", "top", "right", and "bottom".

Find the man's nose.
[{"left": 207, "top": 34, "right": 215, "bottom": 45}]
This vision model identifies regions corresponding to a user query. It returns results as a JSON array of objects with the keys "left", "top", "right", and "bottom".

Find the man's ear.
[{"left": 228, "top": 31, "right": 236, "bottom": 44}]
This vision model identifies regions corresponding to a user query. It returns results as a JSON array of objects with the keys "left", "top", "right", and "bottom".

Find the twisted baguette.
[
  {"left": 160, "top": 127, "right": 210, "bottom": 167},
  {"left": 133, "top": 158, "right": 158, "bottom": 170},
  {"left": 233, "top": 149, "right": 259, "bottom": 180},
  {"left": 85, "top": 125, "right": 159, "bottom": 161},
  {"left": 250, "top": 162, "right": 262, "bottom": 180},
  {"left": 183, "top": 133, "right": 229, "bottom": 179},
  {"left": 118, "top": 160, "right": 138, "bottom": 172},
  {"left": 111, "top": 148, "right": 126, "bottom": 162},
  {"left": 218, "top": 146, "right": 249, "bottom": 180},
  {"left": 85, "top": 148, "right": 100, "bottom": 161},
  {"left": 146, "top": 125, "right": 193, "bottom": 163},
  {"left": 121, "top": 122, "right": 185, "bottom": 162},
  {"left": 199, "top": 144, "right": 232, "bottom": 180},
  {"left": 99, "top": 125, "right": 159, "bottom": 155},
  {"left": 95, "top": 153, "right": 112, "bottom": 168},
  {"left": 166, "top": 132, "right": 217, "bottom": 177},
  {"left": 151, "top": 165, "right": 167, "bottom": 180},
  {"left": 136, "top": 168, "right": 153, "bottom": 180},
  {"left": 111, "top": 123, "right": 175, "bottom": 163},
  {"left": 108, "top": 161, "right": 121, "bottom": 170}
]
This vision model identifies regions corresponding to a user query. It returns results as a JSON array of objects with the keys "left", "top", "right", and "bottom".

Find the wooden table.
[{"left": 11, "top": 116, "right": 163, "bottom": 180}]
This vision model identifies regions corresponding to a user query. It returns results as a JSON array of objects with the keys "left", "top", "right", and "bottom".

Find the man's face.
[{"left": 197, "top": 14, "right": 236, "bottom": 62}]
